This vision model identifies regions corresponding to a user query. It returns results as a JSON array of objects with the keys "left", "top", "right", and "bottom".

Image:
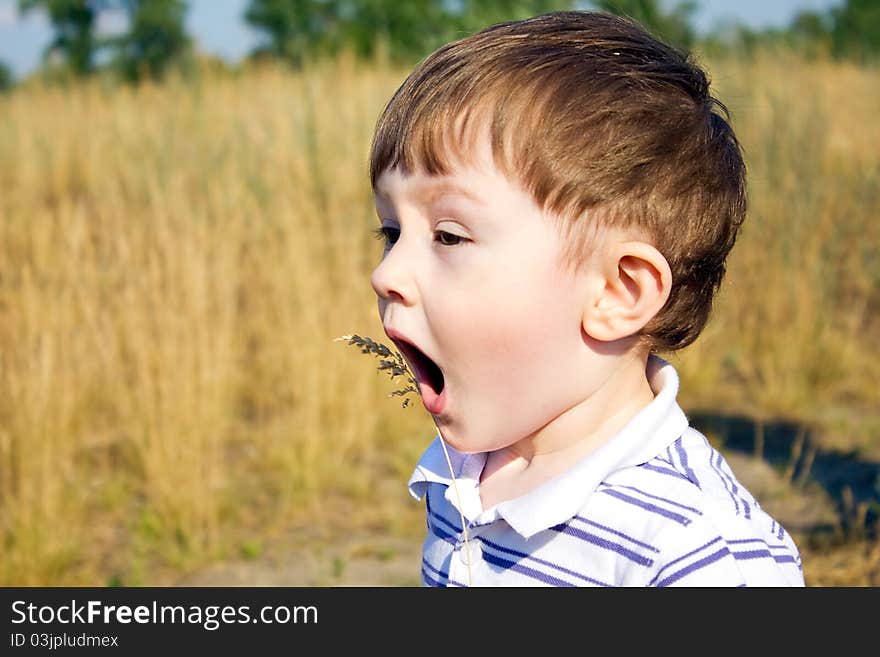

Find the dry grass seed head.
[{"left": 336, "top": 334, "right": 418, "bottom": 407}]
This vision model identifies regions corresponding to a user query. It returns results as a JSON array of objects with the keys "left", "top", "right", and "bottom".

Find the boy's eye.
[
  {"left": 435, "top": 230, "right": 466, "bottom": 246},
  {"left": 373, "top": 226, "right": 400, "bottom": 246}
]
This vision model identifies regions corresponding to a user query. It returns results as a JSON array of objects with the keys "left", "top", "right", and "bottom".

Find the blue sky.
[{"left": 0, "top": 0, "right": 844, "bottom": 80}]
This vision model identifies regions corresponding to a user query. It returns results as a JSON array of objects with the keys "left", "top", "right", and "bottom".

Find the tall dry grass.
[
  {"left": 0, "top": 50, "right": 877, "bottom": 585},
  {"left": 674, "top": 51, "right": 880, "bottom": 448}
]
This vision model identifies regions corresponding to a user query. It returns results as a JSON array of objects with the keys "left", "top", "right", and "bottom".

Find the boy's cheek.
[{"left": 457, "top": 327, "right": 548, "bottom": 392}]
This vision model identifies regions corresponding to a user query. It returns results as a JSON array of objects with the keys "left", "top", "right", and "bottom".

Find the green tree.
[
  {"left": 112, "top": 0, "right": 191, "bottom": 81},
  {"left": 830, "top": 0, "right": 880, "bottom": 61},
  {"left": 788, "top": 9, "right": 832, "bottom": 58},
  {"left": 333, "top": 0, "right": 460, "bottom": 61},
  {"left": 591, "top": 0, "right": 697, "bottom": 51},
  {"left": 340, "top": 1, "right": 581, "bottom": 60},
  {"left": 0, "top": 60, "right": 14, "bottom": 92},
  {"left": 244, "top": 0, "right": 339, "bottom": 64},
  {"left": 457, "top": 1, "right": 576, "bottom": 38},
  {"left": 725, "top": 0, "right": 880, "bottom": 63},
  {"left": 244, "top": 0, "right": 584, "bottom": 65},
  {"left": 18, "top": 0, "right": 109, "bottom": 76},
  {"left": 242, "top": 0, "right": 704, "bottom": 65}
]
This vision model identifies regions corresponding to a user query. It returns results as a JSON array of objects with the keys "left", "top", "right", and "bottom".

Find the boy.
[{"left": 368, "top": 10, "right": 804, "bottom": 586}]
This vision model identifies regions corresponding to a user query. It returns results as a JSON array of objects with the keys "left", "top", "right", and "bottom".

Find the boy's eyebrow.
[
  {"left": 421, "top": 180, "right": 484, "bottom": 205},
  {"left": 375, "top": 178, "right": 485, "bottom": 207}
]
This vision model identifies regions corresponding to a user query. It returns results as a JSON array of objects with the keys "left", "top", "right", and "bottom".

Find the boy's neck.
[{"left": 478, "top": 350, "right": 656, "bottom": 510}]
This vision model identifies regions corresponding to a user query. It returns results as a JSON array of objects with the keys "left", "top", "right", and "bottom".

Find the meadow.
[{"left": 0, "top": 49, "right": 877, "bottom": 586}]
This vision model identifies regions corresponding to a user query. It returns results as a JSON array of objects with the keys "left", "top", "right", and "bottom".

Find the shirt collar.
[{"left": 407, "top": 354, "right": 689, "bottom": 539}]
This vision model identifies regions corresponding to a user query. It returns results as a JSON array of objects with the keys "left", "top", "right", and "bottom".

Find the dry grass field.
[{"left": 0, "top": 49, "right": 877, "bottom": 586}]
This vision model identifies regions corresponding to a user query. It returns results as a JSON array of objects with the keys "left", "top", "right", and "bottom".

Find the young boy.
[{"left": 368, "top": 10, "right": 804, "bottom": 586}]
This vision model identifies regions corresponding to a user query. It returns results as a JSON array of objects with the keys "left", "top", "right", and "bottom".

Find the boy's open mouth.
[
  {"left": 394, "top": 339, "right": 445, "bottom": 395},
  {"left": 392, "top": 338, "right": 446, "bottom": 413}
]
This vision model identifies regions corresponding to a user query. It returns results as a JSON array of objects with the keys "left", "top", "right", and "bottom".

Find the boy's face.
[{"left": 371, "top": 136, "right": 606, "bottom": 454}]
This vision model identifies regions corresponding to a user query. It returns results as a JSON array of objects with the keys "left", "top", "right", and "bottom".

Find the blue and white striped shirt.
[{"left": 407, "top": 356, "right": 805, "bottom": 587}]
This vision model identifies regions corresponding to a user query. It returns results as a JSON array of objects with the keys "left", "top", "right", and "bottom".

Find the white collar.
[{"left": 407, "top": 354, "right": 690, "bottom": 539}]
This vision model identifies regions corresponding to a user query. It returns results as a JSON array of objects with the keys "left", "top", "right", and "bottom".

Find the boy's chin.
[
  {"left": 435, "top": 423, "right": 473, "bottom": 453},
  {"left": 436, "top": 422, "right": 507, "bottom": 456}
]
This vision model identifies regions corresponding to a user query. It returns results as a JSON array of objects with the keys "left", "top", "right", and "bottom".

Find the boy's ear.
[{"left": 581, "top": 241, "right": 672, "bottom": 343}]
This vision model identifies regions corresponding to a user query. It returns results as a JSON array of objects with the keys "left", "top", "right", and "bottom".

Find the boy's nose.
[{"left": 370, "top": 246, "right": 418, "bottom": 306}]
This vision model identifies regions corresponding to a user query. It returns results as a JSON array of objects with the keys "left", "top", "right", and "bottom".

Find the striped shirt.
[{"left": 407, "top": 356, "right": 805, "bottom": 587}]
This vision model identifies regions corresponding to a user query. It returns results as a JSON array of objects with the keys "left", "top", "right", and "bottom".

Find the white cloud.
[{"left": 0, "top": 1, "right": 19, "bottom": 28}]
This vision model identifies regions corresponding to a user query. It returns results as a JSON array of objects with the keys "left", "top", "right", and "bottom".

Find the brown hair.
[{"left": 369, "top": 10, "right": 746, "bottom": 353}]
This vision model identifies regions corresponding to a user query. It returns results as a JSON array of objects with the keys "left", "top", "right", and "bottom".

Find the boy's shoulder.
[
  {"left": 598, "top": 426, "right": 766, "bottom": 528},
  {"left": 593, "top": 427, "right": 804, "bottom": 585}
]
